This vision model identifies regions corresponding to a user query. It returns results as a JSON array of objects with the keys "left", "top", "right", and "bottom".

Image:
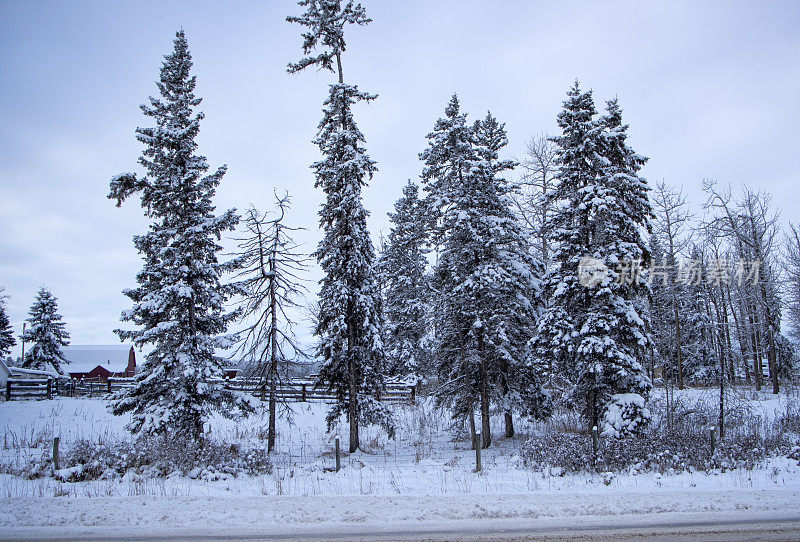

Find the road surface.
[{"left": 5, "top": 514, "right": 800, "bottom": 541}]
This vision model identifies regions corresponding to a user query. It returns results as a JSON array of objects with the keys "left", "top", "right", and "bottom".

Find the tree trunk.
[
  {"left": 504, "top": 412, "right": 514, "bottom": 438},
  {"left": 348, "top": 320, "right": 359, "bottom": 454},
  {"left": 748, "top": 304, "right": 762, "bottom": 391},
  {"left": 268, "top": 251, "right": 278, "bottom": 453},
  {"left": 730, "top": 294, "right": 750, "bottom": 385},
  {"left": 479, "top": 355, "right": 491, "bottom": 449},
  {"left": 268, "top": 384, "right": 277, "bottom": 453},
  {"left": 720, "top": 286, "right": 736, "bottom": 384},
  {"left": 719, "top": 346, "right": 725, "bottom": 440},
  {"left": 469, "top": 408, "right": 477, "bottom": 450},
  {"left": 671, "top": 291, "right": 684, "bottom": 389}
]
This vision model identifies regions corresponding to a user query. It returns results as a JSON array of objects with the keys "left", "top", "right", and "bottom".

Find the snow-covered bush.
[
  {"left": 601, "top": 393, "right": 651, "bottom": 438},
  {"left": 522, "top": 409, "right": 794, "bottom": 475},
  {"left": 21, "top": 435, "right": 272, "bottom": 482}
]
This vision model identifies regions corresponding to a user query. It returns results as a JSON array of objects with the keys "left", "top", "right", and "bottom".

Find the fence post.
[
  {"left": 107, "top": 380, "right": 112, "bottom": 394},
  {"left": 410, "top": 385, "right": 416, "bottom": 404},
  {"left": 301, "top": 384, "right": 307, "bottom": 402},
  {"left": 710, "top": 426, "right": 716, "bottom": 456},
  {"left": 592, "top": 426, "right": 598, "bottom": 471},
  {"left": 46, "top": 379, "right": 52, "bottom": 400},
  {"left": 335, "top": 438, "right": 341, "bottom": 472},
  {"left": 474, "top": 432, "right": 482, "bottom": 472},
  {"left": 5, "top": 381, "right": 10, "bottom": 401},
  {"left": 52, "top": 437, "right": 60, "bottom": 471}
]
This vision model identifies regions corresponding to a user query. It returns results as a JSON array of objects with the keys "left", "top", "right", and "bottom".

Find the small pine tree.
[
  {"left": 21, "top": 287, "right": 70, "bottom": 373},
  {"left": 287, "top": 0, "right": 390, "bottom": 452},
  {"left": 0, "top": 289, "right": 15, "bottom": 359},
  {"left": 108, "top": 30, "right": 253, "bottom": 440},
  {"left": 377, "top": 181, "right": 431, "bottom": 381}
]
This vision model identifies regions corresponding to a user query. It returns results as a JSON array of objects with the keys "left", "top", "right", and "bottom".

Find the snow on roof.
[
  {"left": 62, "top": 345, "right": 134, "bottom": 373},
  {"left": 8, "top": 365, "right": 62, "bottom": 378}
]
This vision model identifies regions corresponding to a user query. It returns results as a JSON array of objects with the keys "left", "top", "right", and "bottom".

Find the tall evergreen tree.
[
  {"left": 377, "top": 181, "right": 431, "bottom": 381},
  {"left": 0, "top": 289, "right": 15, "bottom": 359},
  {"left": 422, "top": 99, "right": 545, "bottom": 448},
  {"left": 472, "top": 112, "right": 547, "bottom": 440},
  {"left": 21, "top": 287, "right": 70, "bottom": 373},
  {"left": 108, "top": 30, "right": 252, "bottom": 440},
  {"left": 287, "top": 0, "right": 390, "bottom": 452},
  {"left": 531, "top": 83, "right": 653, "bottom": 437}
]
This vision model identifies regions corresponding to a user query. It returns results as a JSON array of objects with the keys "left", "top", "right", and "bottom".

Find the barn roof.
[{"left": 62, "top": 345, "right": 135, "bottom": 373}]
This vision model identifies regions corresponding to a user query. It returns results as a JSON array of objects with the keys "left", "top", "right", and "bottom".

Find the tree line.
[{"left": 2, "top": 0, "right": 797, "bottom": 455}]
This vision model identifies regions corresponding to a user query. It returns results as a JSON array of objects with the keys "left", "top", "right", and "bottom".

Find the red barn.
[{"left": 64, "top": 345, "right": 137, "bottom": 381}]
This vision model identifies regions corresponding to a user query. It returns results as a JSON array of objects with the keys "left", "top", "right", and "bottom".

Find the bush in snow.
[
  {"left": 19, "top": 434, "right": 272, "bottom": 482},
  {"left": 522, "top": 405, "right": 795, "bottom": 475},
  {"left": 602, "top": 393, "right": 651, "bottom": 438}
]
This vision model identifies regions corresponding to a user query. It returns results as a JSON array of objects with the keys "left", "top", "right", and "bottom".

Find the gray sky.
[{"left": 1, "top": 0, "right": 798, "bottom": 356}]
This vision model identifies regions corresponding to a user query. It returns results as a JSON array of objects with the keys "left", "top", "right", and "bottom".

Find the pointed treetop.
[
  {"left": 445, "top": 93, "right": 461, "bottom": 117},
  {"left": 559, "top": 79, "right": 596, "bottom": 127},
  {"left": 286, "top": 0, "right": 371, "bottom": 75}
]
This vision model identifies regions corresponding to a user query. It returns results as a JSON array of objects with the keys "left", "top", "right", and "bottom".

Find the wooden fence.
[
  {"left": 4, "top": 376, "right": 415, "bottom": 404},
  {"left": 5, "top": 378, "right": 53, "bottom": 401},
  {"left": 218, "top": 377, "right": 415, "bottom": 404}
]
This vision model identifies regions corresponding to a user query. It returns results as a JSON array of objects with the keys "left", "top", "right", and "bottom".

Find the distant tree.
[
  {"left": 651, "top": 180, "right": 694, "bottom": 388},
  {"left": 21, "top": 287, "right": 70, "bottom": 373},
  {"left": 287, "top": 0, "right": 390, "bottom": 452},
  {"left": 377, "top": 181, "right": 431, "bottom": 381},
  {"left": 785, "top": 223, "right": 800, "bottom": 346},
  {"left": 512, "top": 133, "right": 559, "bottom": 262},
  {"left": 108, "top": 30, "right": 253, "bottom": 441},
  {"left": 233, "top": 193, "right": 309, "bottom": 453},
  {"left": 704, "top": 182, "right": 782, "bottom": 394},
  {"left": 0, "top": 288, "right": 15, "bottom": 359}
]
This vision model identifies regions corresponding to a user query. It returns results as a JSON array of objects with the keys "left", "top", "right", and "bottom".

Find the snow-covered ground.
[{"left": 0, "top": 388, "right": 798, "bottom": 534}]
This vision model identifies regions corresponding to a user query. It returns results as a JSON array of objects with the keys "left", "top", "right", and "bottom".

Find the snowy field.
[{"left": 0, "top": 388, "right": 798, "bottom": 534}]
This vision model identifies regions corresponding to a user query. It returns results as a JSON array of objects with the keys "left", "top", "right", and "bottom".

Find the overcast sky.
[{"left": 1, "top": 0, "right": 798, "bottom": 356}]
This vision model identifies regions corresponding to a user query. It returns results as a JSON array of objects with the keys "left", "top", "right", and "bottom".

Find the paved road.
[{"left": 6, "top": 515, "right": 800, "bottom": 541}]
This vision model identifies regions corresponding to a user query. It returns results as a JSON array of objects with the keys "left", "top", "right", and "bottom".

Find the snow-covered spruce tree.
[
  {"left": 287, "top": 0, "right": 390, "bottom": 452},
  {"left": 108, "top": 30, "right": 253, "bottom": 441},
  {"left": 21, "top": 287, "right": 70, "bottom": 373},
  {"left": 419, "top": 95, "right": 480, "bottom": 437},
  {"left": 377, "top": 181, "right": 431, "bottom": 381},
  {"left": 531, "top": 83, "right": 653, "bottom": 437},
  {"left": 422, "top": 98, "right": 545, "bottom": 447},
  {"left": 0, "top": 289, "right": 15, "bottom": 359},
  {"left": 233, "top": 194, "right": 310, "bottom": 453},
  {"left": 471, "top": 112, "right": 547, "bottom": 440}
]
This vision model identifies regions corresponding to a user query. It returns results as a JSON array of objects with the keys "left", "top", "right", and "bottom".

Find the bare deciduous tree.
[
  {"left": 784, "top": 223, "right": 800, "bottom": 346},
  {"left": 652, "top": 180, "right": 693, "bottom": 389},
  {"left": 234, "top": 192, "right": 310, "bottom": 452},
  {"left": 512, "top": 133, "right": 558, "bottom": 262},
  {"left": 704, "top": 180, "right": 782, "bottom": 394}
]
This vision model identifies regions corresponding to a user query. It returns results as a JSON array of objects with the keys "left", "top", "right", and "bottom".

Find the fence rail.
[
  {"left": 5, "top": 378, "right": 53, "bottom": 401},
  {"left": 4, "top": 375, "right": 415, "bottom": 404}
]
